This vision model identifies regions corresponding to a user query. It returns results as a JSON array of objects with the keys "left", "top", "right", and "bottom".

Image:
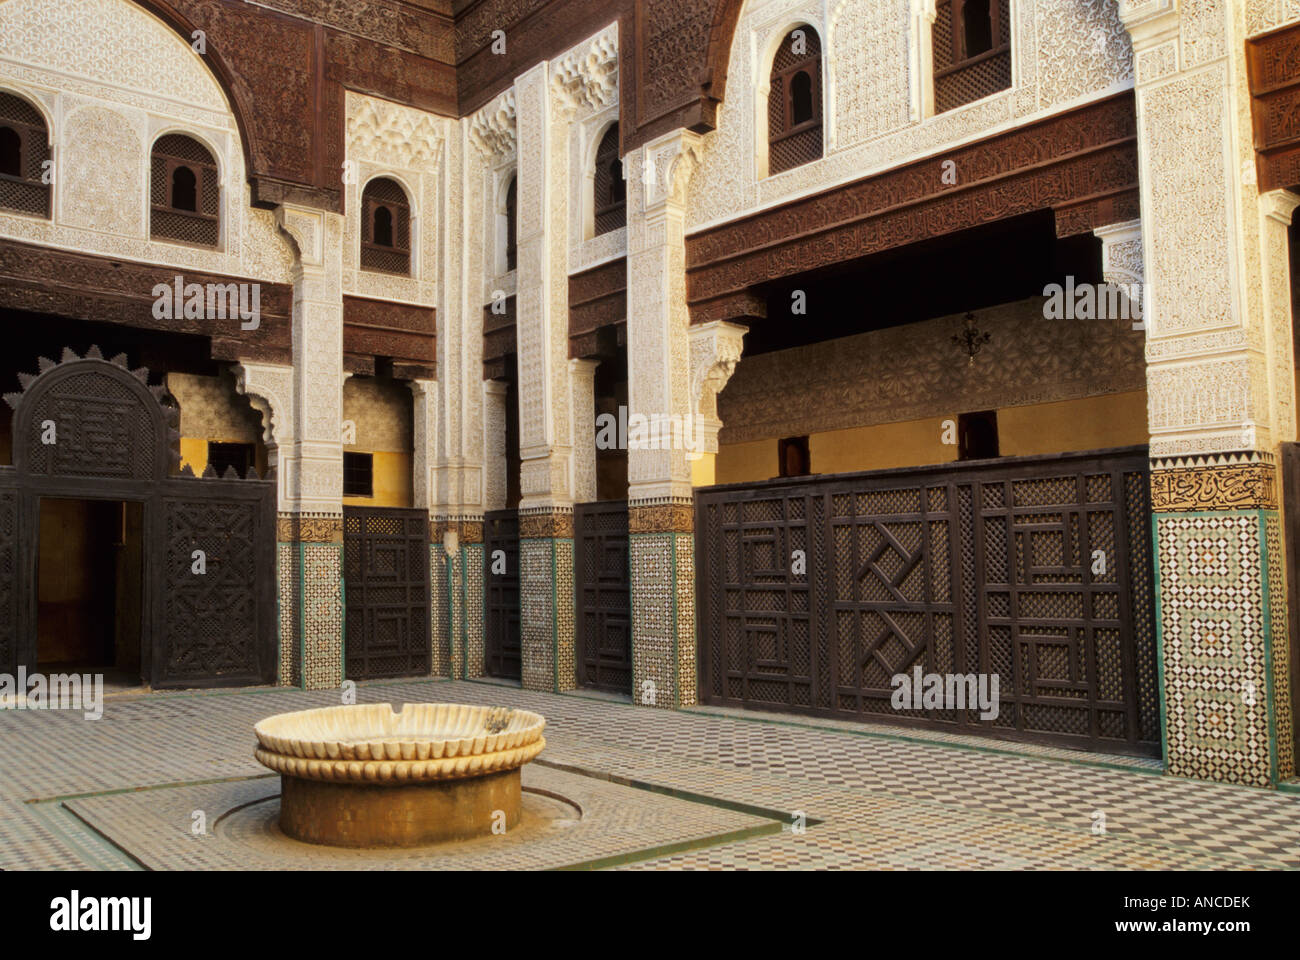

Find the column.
[
  {"left": 625, "top": 130, "right": 706, "bottom": 709},
  {"left": 514, "top": 63, "right": 579, "bottom": 692},
  {"left": 273, "top": 204, "right": 346, "bottom": 691},
  {"left": 1123, "top": 1, "right": 1296, "bottom": 785}
]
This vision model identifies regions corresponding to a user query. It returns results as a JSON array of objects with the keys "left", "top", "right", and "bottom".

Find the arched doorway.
[{"left": 0, "top": 347, "right": 277, "bottom": 688}]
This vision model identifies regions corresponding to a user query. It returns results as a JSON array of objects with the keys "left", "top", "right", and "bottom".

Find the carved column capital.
[
  {"left": 1261, "top": 188, "right": 1300, "bottom": 226},
  {"left": 639, "top": 129, "right": 706, "bottom": 216},
  {"left": 689, "top": 321, "right": 748, "bottom": 445},
  {"left": 274, "top": 204, "right": 326, "bottom": 269}
]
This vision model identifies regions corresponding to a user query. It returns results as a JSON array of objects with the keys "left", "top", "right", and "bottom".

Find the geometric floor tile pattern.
[{"left": 2, "top": 678, "right": 1299, "bottom": 870}]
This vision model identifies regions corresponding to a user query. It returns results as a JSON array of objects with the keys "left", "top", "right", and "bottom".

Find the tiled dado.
[
  {"left": 631, "top": 531, "right": 698, "bottom": 710},
  {"left": 519, "top": 508, "right": 576, "bottom": 694},
  {"left": 629, "top": 499, "right": 697, "bottom": 710},
  {"left": 463, "top": 543, "right": 486, "bottom": 679},
  {"left": 276, "top": 514, "right": 345, "bottom": 690},
  {"left": 1155, "top": 510, "right": 1294, "bottom": 787},
  {"left": 430, "top": 542, "right": 452, "bottom": 677},
  {"left": 426, "top": 518, "right": 485, "bottom": 680}
]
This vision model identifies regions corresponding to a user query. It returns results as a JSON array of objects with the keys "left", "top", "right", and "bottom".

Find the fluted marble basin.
[{"left": 253, "top": 703, "right": 546, "bottom": 847}]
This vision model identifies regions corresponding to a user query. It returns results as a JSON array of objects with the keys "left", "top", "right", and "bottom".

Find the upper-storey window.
[
  {"left": 768, "top": 26, "right": 823, "bottom": 175},
  {"left": 933, "top": 0, "right": 1012, "bottom": 114},
  {"left": 505, "top": 175, "right": 517, "bottom": 272},
  {"left": 593, "top": 123, "right": 625, "bottom": 236},
  {"left": 361, "top": 177, "right": 411, "bottom": 276},
  {"left": 151, "top": 133, "right": 219, "bottom": 246},
  {"left": 0, "top": 91, "right": 51, "bottom": 218}
]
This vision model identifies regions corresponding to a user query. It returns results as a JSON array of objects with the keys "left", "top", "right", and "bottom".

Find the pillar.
[
  {"left": 272, "top": 204, "right": 346, "bottom": 691},
  {"left": 1123, "top": 0, "right": 1296, "bottom": 785},
  {"left": 513, "top": 62, "right": 581, "bottom": 693},
  {"left": 624, "top": 130, "right": 707, "bottom": 709}
]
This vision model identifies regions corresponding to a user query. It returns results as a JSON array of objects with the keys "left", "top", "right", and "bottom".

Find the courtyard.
[{"left": 1, "top": 678, "right": 1297, "bottom": 871}]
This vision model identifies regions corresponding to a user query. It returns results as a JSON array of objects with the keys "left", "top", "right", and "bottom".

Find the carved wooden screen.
[
  {"left": 360, "top": 177, "right": 411, "bottom": 275},
  {"left": 0, "top": 469, "right": 15, "bottom": 677},
  {"left": 593, "top": 124, "right": 625, "bottom": 236},
  {"left": 696, "top": 448, "right": 1159, "bottom": 756},
  {"left": 343, "top": 506, "right": 430, "bottom": 680},
  {"left": 156, "top": 477, "right": 276, "bottom": 688},
  {"left": 768, "top": 27, "right": 824, "bottom": 174},
  {"left": 2, "top": 349, "right": 277, "bottom": 688},
  {"left": 484, "top": 509, "right": 521, "bottom": 680},
  {"left": 933, "top": 0, "right": 1012, "bottom": 114},
  {"left": 150, "top": 134, "right": 219, "bottom": 247},
  {"left": 0, "top": 91, "right": 51, "bottom": 218},
  {"left": 575, "top": 500, "right": 633, "bottom": 694}
]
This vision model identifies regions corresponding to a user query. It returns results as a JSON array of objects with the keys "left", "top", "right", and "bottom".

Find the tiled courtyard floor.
[{"left": 1, "top": 677, "right": 1299, "bottom": 870}]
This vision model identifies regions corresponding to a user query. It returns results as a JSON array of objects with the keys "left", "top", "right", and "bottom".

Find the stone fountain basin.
[{"left": 253, "top": 703, "right": 545, "bottom": 783}]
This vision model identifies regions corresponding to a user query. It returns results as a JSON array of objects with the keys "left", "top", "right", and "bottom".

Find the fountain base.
[{"left": 278, "top": 767, "right": 522, "bottom": 848}]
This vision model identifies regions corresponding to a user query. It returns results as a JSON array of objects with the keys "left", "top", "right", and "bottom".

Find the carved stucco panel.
[
  {"left": 1035, "top": 0, "right": 1134, "bottom": 109},
  {"left": 687, "top": 0, "right": 1135, "bottom": 232},
  {"left": 234, "top": 361, "right": 294, "bottom": 507},
  {"left": 1248, "top": 0, "right": 1300, "bottom": 36},
  {"left": 1141, "top": 66, "right": 1234, "bottom": 336},
  {"left": 1146, "top": 355, "right": 1272, "bottom": 452},
  {"left": 483, "top": 381, "right": 508, "bottom": 512},
  {"left": 0, "top": 0, "right": 227, "bottom": 111},
  {"left": 59, "top": 103, "right": 144, "bottom": 236},
  {"left": 829, "top": 0, "right": 910, "bottom": 148}
]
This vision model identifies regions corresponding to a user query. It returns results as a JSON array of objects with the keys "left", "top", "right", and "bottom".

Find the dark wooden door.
[
  {"left": 343, "top": 506, "right": 430, "bottom": 680},
  {"left": 575, "top": 500, "right": 632, "bottom": 694},
  {"left": 484, "top": 509, "right": 521, "bottom": 680}
]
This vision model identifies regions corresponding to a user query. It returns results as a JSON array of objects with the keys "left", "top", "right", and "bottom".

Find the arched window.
[
  {"left": 361, "top": 177, "right": 411, "bottom": 275},
  {"left": 0, "top": 91, "right": 51, "bottom": 218},
  {"left": 933, "top": 0, "right": 1011, "bottom": 114},
  {"left": 593, "top": 124, "right": 624, "bottom": 236},
  {"left": 151, "top": 133, "right": 219, "bottom": 246},
  {"left": 505, "top": 175, "right": 517, "bottom": 272},
  {"left": 768, "top": 27, "right": 823, "bottom": 175}
]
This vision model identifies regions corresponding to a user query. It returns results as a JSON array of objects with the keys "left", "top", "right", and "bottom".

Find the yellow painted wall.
[
  {"left": 179, "top": 437, "right": 208, "bottom": 475},
  {"left": 690, "top": 452, "right": 716, "bottom": 487},
  {"left": 812, "top": 417, "right": 958, "bottom": 476},
  {"left": 999, "top": 391, "right": 1148, "bottom": 456},
  {"left": 714, "top": 439, "right": 776, "bottom": 485},
  {"left": 343, "top": 451, "right": 413, "bottom": 508},
  {"left": 711, "top": 391, "right": 1148, "bottom": 485},
  {"left": 178, "top": 436, "right": 269, "bottom": 477},
  {"left": 343, "top": 376, "right": 415, "bottom": 508}
]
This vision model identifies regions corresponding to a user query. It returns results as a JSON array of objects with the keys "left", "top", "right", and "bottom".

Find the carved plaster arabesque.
[
  {"left": 550, "top": 27, "right": 618, "bottom": 115},
  {"left": 343, "top": 91, "right": 448, "bottom": 307},
  {"left": 234, "top": 361, "right": 294, "bottom": 507},
  {"left": 717, "top": 296, "right": 1145, "bottom": 445},
  {"left": 687, "top": 0, "right": 1134, "bottom": 232},
  {"left": 468, "top": 89, "right": 517, "bottom": 164},
  {"left": 0, "top": 0, "right": 294, "bottom": 285},
  {"left": 688, "top": 320, "right": 747, "bottom": 453},
  {"left": 626, "top": 129, "right": 706, "bottom": 502}
]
